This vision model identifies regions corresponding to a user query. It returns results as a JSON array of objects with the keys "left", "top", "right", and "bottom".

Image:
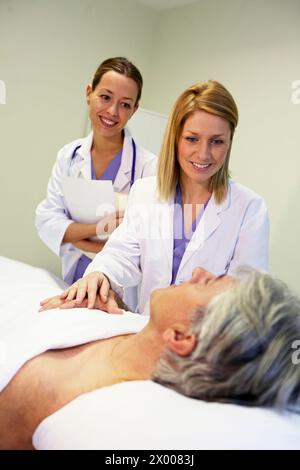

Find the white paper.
[{"left": 61, "top": 177, "right": 116, "bottom": 224}]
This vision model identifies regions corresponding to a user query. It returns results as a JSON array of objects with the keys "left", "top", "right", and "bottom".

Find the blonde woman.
[{"left": 41, "top": 80, "right": 269, "bottom": 314}]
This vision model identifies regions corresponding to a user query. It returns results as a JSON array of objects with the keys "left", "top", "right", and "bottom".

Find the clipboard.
[{"left": 61, "top": 176, "right": 116, "bottom": 224}]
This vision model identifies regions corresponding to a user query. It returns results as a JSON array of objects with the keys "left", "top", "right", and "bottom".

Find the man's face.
[{"left": 150, "top": 268, "right": 235, "bottom": 331}]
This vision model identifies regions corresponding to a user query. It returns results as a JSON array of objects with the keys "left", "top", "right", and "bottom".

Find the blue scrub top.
[
  {"left": 91, "top": 148, "right": 123, "bottom": 181},
  {"left": 171, "top": 185, "right": 210, "bottom": 284}
]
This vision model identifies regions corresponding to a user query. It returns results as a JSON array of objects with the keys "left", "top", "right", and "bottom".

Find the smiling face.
[
  {"left": 150, "top": 268, "right": 235, "bottom": 332},
  {"left": 86, "top": 70, "right": 138, "bottom": 139},
  {"left": 177, "top": 110, "right": 231, "bottom": 191}
]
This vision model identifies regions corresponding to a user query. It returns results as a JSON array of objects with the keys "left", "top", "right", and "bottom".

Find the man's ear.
[
  {"left": 86, "top": 84, "right": 92, "bottom": 104},
  {"left": 163, "top": 324, "right": 196, "bottom": 357}
]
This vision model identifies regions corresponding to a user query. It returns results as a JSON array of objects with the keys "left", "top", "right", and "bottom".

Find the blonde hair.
[{"left": 157, "top": 80, "right": 238, "bottom": 203}]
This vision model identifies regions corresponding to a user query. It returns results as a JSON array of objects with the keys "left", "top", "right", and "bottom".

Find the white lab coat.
[
  {"left": 35, "top": 129, "right": 157, "bottom": 289},
  {"left": 85, "top": 176, "right": 269, "bottom": 314}
]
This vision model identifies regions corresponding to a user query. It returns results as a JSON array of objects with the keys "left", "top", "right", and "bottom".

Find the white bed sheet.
[
  {"left": 0, "top": 257, "right": 148, "bottom": 391},
  {"left": 0, "top": 256, "right": 67, "bottom": 331},
  {"left": 34, "top": 380, "right": 300, "bottom": 450},
  {"left": 1, "top": 257, "right": 300, "bottom": 450}
]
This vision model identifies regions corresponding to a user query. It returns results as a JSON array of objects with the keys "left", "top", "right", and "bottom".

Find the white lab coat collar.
[
  {"left": 71, "top": 133, "right": 93, "bottom": 179},
  {"left": 114, "top": 128, "right": 134, "bottom": 193},
  {"left": 70, "top": 129, "right": 134, "bottom": 191},
  {"left": 158, "top": 196, "right": 175, "bottom": 275}
]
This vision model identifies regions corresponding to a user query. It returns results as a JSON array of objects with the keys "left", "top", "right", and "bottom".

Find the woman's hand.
[
  {"left": 60, "top": 272, "right": 110, "bottom": 308},
  {"left": 60, "top": 288, "right": 122, "bottom": 314},
  {"left": 39, "top": 295, "right": 88, "bottom": 311},
  {"left": 39, "top": 272, "right": 123, "bottom": 313},
  {"left": 39, "top": 284, "right": 123, "bottom": 314}
]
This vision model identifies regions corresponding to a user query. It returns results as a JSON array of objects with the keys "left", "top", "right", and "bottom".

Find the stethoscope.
[{"left": 71, "top": 138, "right": 137, "bottom": 187}]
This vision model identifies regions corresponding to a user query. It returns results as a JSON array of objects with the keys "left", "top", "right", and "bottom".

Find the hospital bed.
[{"left": 1, "top": 256, "right": 300, "bottom": 450}]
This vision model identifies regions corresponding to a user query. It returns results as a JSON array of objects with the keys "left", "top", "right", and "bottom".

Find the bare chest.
[
  {"left": 18, "top": 340, "right": 116, "bottom": 408},
  {"left": 0, "top": 339, "right": 118, "bottom": 448}
]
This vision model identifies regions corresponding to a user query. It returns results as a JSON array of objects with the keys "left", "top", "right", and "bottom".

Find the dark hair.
[{"left": 91, "top": 57, "right": 143, "bottom": 105}]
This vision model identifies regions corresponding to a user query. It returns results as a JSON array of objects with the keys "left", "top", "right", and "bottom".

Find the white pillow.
[
  {"left": 0, "top": 256, "right": 66, "bottom": 332},
  {"left": 33, "top": 380, "right": 300, "bottom": 450}
]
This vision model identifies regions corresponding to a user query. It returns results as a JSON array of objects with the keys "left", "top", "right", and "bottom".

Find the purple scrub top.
[
  {"left": 171, "top": 185, "right": 210, "bottom": 285},
  {"left": 91, "top": 148, "right": 122, "bottom": 182},
  {"left": 72, "top": 149, "right": 122, "bottom": 282}
]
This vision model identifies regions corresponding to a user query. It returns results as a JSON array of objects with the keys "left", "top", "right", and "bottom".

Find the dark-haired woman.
[{"left": 36, "top": 57, "right": 156, "bottom": 296}]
